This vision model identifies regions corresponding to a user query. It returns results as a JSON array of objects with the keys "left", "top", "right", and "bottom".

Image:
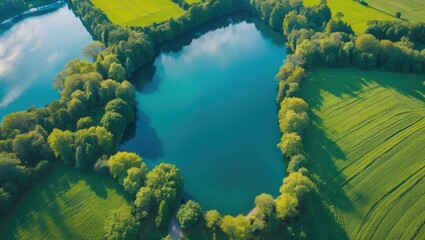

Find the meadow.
[
  {"left": 303, "top": 0, "right": 396, "bottom": 33},
  {"left": 300, "top": 68, "right": 425, "bottom": 239},
  {"left": 0, "top": 165, "right": 132, "bottom": 239},
  {"left": 367, "top": 0, "right": 425, "bottom": 22},
  {"left": 90, "top": 0, "right": 184, "bottom": 27}
]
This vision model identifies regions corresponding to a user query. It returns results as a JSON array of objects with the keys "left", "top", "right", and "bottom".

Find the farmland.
[
  {"left": 90, "top": 0, "right": 185, "bottom": 27},
  {"left": 0, "top": 165, "right": 132, "bottom": 239},
  {"left": 300, "top": 68, "right": 425, "bottom": 239},
  {"left": 303, "top": 0, "right": 396, "bottom": 33},
  {"left": 367, "top": 0, "right": 425, "bottom": 22}
]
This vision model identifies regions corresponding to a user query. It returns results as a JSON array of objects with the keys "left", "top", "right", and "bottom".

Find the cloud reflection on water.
[{"left": 0, "top": 20, "right": 42, "bottom": 108}]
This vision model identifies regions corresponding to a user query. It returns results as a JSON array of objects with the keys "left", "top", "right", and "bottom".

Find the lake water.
[
  {"left": 0, "top": 5, "right": 92, "bottom": 120},
  {"left": 121, "top": 18, "right": 287, "bottom": 215}
]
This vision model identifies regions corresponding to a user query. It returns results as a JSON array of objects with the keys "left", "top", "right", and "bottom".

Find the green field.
[
  {"left": 0, "top": 165, "right": 132, "bottom": 239},
  {"left": 303, "top": 0, "right": 396, "bottom": 33},
  {"left": 300, "top": 68, "right": 425, "bottom": 239},
  {"left": 90, "top": 0, "right": 185, "bottom": 27},
  {"left": 367, "top": 0, "right": 425, "bottom": 22}
]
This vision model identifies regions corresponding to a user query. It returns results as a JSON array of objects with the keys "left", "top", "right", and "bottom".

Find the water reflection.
[{"left": 0, "top": 6, "right": 92, "bottom": 120}]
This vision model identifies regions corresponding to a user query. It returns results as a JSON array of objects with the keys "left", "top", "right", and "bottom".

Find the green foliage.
[
  {"left": 280, "top": 172, "right": 314, "bottom": 199},
  {"left": 108, "top": 62, "right": 127, "bottom": 82},
  {"left": 205, "top": 210, "right": 222, "bottom": 231},
  {"left": 146, "top": 163, "right": 184, "bottom": 206},
  {"left": 123, "top": 167, "right": 147, "bottom": 194},
  {"left": 177, "top": 200, "right": 202, "bottom": 229},
  {"left": 283, "top": 11, "right": 308, "bottom": 35},
  {"left": 220, "top": 215, "right": 251, "bottom": 240},
  {"left": 277, "top": 132, "right": 303, "bottom": 157},
  {"left": 287, "top": 154, "right": 307, "bottom": 173},
  {"left": 108, "top": 152, "right": 144, "bottom": 184},
  {"left": 275, "top": 193, "right": 299, "bottom": 220},
  {"left": 254, "top": 193, "right": 275, "bottom": 218},
  {"left": 278, "top": 97, "right": 309, "bottom": 134},
  {"left": 156, "top": 200, "right": 170, "bottom": 228},
  {"left": 104, "top": 208, "right": 140, "bottom": 240},
  {"left": 76, "top": 117, "right": 94, "bottom": 130},
  {"left": 134, "top": 186, "right": 154, "bottom": 213}
]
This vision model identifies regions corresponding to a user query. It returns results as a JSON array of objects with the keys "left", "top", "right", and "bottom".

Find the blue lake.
[
  {"left": 121, "top": 18, "right": 287, "bottom": 215},
  {"left": 0, "top": 5, "right": 92, "bottom": 120}
]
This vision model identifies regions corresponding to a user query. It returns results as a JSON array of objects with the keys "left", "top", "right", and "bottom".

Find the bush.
[{"left": 177, "top": 200, "right": 202, "bottom": 229}]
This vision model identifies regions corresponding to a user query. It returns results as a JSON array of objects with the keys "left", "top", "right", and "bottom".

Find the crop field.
[
  {"left": 303, "top": 0, "right": 396, "bottom": 33},
  {"left": 90, "top": 0, "right": 185, "bottom": 27},
  {"left": 367, "top": 0, "right": 425, "bottom": 22},
  {"left": 0, "top": 165, "right": 132, "bottom": 239},
  {"left": 299, "top": 68, "right": 425, "bottom": 239}
]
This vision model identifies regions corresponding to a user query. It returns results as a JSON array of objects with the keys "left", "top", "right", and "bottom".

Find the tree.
[
  {"left": 125, "top": 57, "right": 135, "bottom": 79},
  {"left": 277, "top": 132, "right": 303, "bottom": 157},
  {"left": 205, "top": 210, "right": 222, "bottom": 232},
  {"left": 105, "top": 98, "right": 135, "bottom": 121},
  {"left": 82, "top": 41, "right": 105, "bottom": 62},
  {"left": 108, "top": 152, "right": 143, "bottom": 184},
  {"left": 395, "top": 12, "right": 401, "bottom": 19},
  {"left": 254, "top": 193, "right": 275, "bottom": 218},
  {"left": 287, "top": 154, "right": 307, "bottom": 172},
  {"left": 280, "top": 172, "right": 314, "bottom": 198},
  {"left": 134, "top": 187, "right": 153, "bottom": 214},
  {"left": 177, "top": 200, "right": 202, "bottom": 229},
  {"left": 12, "top": 130, "right": 49, "bottom": 164},
  {"left": 123, "top": 166, "right": 147, "bottom": 194},
  {"left": 48, "top": 129, "right": 75, "bottom": 165},
  {"left": 146, "top": 163, "right": 184, "bottom": 206},
  {"left": 156, "top": 200, "right": 170, "bottom": 228},
  {"left": 76, "top": 117, "right": 93, "bottom": 130},
  {"left": 0, "top": 188, "right": 12, "bottom": 213},
  {"left": 108, "top": 62, "right": 126, "bottom": 82},
  {"left": 283, "top": 11, "right": 308, "bottom": 35},
  {"left": 220, "top": 215, "right": 252, "bottom": 240},
  {"left": 276, "top": 193, "right": 299, "bottom": 220},
  {"left": 104, "top": 208, "right": 140, "bottom": 240},
  {"left": 100, "top": 111, "right": 127, "bottom": 139}
]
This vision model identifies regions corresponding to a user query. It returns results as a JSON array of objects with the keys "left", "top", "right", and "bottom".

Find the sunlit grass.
[
  {"left": 0, "top": 165, "right": 132, "bottom": 239},
  {"left": 300, "top": 68, "right": 425, "bottom": 239},
  {"left": 90, "top": 0, "right": 185, "bottom": 27}
]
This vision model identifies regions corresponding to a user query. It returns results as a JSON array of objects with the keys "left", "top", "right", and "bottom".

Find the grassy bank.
[
  {"left": 300, "top": 68, "right": 425, "bottom": 239},
  {"left": 0, "top": 165, "right": 132, "bottom": 239}
]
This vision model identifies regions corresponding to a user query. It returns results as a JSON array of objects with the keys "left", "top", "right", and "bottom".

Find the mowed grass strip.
[
  {"left": 90, "top": 0, "right": 184, "bottom": 27},
  {"left": 300, "top": 68, "right": 425, "bottom": 239},
  {"left": 303, "top": 0, "right": 396, "bottom": 33},
  {"left": 367, "top": 0, "right": 425, "bottom": 22},
  {"left": 0, "top": 165, "right": 132, "bottom": 239}
]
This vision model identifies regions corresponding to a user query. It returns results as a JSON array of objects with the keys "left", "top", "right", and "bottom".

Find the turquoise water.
[
  {"left": 0, "top": 6, "right": 92, "bottom": 120},
  {"left": 121, "top": 19, "right": 287, "bottom": 215}
]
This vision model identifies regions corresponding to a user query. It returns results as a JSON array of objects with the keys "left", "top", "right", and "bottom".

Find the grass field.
[
  {"left": 90, "top": 0, "right": 185, "bottom": 27},
  {"left": 303, "top": 0, "right": 396, "bottom": 33},
  {"left": 299, "top": 68, "right": 425, "bottom": 239},
  {"left": 0, "top": 165, "right": 132, "bottom": 239},
  {"left": 367, "top": 0, "right": 425, "bottom": 22}
]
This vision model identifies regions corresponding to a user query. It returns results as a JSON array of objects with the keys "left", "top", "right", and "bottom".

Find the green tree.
[
  {"left": 104, "top": 208, "right": 140, "bottom": 240},
  {"left": 220, "top": 215, "right": 251, "bottom": 240},
  {"left": 76, "top": 117, "right": 93, "bottom": 130},
  {"left": 48, "top": 129, "right": 74, "bottom": 165},
  {"left": 277, "top": 132, "right": 303, "bottom": 157},
  {"left": 177, "top": 200, "right": 202, "bottom": 229},
  {"left": 123, "top": 166, "right": 147, "bottom": 194},
  {"left": 280, "top": 172, "right": 314, "bottom": 198},
  {"left": 276, "top": 193, "right": 299, "bottom": 220},
  {"left": 108, "top": 152, "right": 143, "bottom": 184},
  {"left": 108, "top": 62, "right": 126, "bottom": 82},
  {"left": 156, "top": 200, "right": 170, "bottom": 228},
  {"left": 205, "top": 210, "right": 222, "bottom": 232},
  {"left": 105, "top": 98, "right": 135, "bottom": 121}
]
